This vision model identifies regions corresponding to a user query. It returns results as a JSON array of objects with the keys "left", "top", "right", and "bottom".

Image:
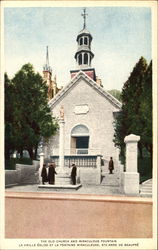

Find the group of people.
[
  {"left": 41, "top": 162, "right": 57, "bottom": 185},
  {"left": 41, "top": 157, "right": 114, "bottom": 185},
  {"left": 41, "top": 162, "right": 77, "bottom": 185}
]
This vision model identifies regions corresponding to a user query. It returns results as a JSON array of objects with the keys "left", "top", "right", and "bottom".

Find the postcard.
[{"left": 0, "top": 1, "right": 157, "bottom": 250}]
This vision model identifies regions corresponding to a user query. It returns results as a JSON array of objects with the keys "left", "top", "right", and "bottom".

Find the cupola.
[{"left": 70, "top": 8, "right": 96, "bottom": 81}]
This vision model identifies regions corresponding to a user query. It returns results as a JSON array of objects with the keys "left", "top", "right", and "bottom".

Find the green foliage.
[
  {"left": 107, "top": 89, "right": 122, "bottom": 102},
  {"left": 139, "top": 61, "right": 152, "bottom": 155},
  {"left": 138, "top": 156, "right": 152, "bottom": 183},
  {"left": 5, "top": 158, "right": 33, "bottom": 170},
  {"left": 114, "top": 57, "right": 152, "bottom": 161},
  {"left": 5, "top": 73, "right": 15, "bottom": 159},
  {"left": 5, "top": 63, "right": 58, "bottom": 160}
]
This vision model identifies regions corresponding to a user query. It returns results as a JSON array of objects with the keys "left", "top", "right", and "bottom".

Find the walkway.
[{"left": 5, "top": 183, "right": 134, "bottom": 196}]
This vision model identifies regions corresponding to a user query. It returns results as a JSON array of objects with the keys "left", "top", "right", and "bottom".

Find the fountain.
[{"left": 38, "top": 106, "right": 81, "bottom": 190}]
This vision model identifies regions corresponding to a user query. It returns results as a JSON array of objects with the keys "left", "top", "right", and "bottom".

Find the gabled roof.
[{"left": 48, "top": 70, "right": 122, "bottom": 110}]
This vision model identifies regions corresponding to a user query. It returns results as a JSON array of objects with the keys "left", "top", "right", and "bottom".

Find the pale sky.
[{"left": 4, "top": 6, "right": 151, "bottom": 90}]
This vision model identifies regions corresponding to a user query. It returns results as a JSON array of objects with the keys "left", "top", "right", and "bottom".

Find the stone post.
[
  {"left": 96, "top": 155, "right": 102, "bottom": 184},
  {"left": 55, "top": 107, "right": 71, "bottom": 185},
  {"left": 59, "top": 118, "right": 65, "bottom": 171},
  {"left": 122, "top": 134, "right": 140, "bottom": 194},
  {"left": 39, "top": 152, "right": 44, "bottom": 184}
]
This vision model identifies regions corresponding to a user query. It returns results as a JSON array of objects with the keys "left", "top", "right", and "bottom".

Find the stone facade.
[{"left": 44, "top": 71, "right": 121, "bottom": 163}]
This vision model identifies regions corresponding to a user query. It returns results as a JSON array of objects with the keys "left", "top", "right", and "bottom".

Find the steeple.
[
  {"left": 43, "top": 46, "right": 62, "bottom": 100},
  {"left": 43, "top": 46, "right": 52, "bottom": 73},
  {"left": 70, "top": 8, "right": 96, "bottom": 81},
  {"left": 75, "top": 8, "right": 94, "bottom": 70}
]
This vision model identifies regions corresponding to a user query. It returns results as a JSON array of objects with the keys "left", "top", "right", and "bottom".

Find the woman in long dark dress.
[
  {"left": 41, "top": 163, "right": 48, "bottom": 185},
  {"left": 48, "top": 163, "right": 57, "bottom": 184}
]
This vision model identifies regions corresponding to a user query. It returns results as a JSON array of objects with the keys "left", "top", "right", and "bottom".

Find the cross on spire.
[{"left": 81, "top": 8, "right": 88, "bottom": 29}]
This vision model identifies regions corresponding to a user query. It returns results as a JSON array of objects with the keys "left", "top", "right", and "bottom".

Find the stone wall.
[
  {"left": 5, "top": 161, "right": 39, "bottom": 187},
  {"left": 5, "top": 170, "right": 19, "bottom": 187},
  {"left": 45, "top": 78, "right": 120, "bottom": 161}
]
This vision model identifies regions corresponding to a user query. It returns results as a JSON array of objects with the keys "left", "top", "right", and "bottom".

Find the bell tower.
[
  {"left": 43, "top": 46, "right": 52, "bottom": 87},
  {"left": 70, "top": 8, "right": 96, "bottom": 81},
  {"left": 43, "top": 46, "right": 53, "bottom": 100},
  {"left": 75, "top": 8, "right": 94, "bottom": 70},
  {"left": 43, "top": 46, "right": 61, "bottom": 100}
]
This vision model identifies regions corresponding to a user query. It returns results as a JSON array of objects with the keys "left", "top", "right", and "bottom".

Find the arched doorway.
[{"left": 71, "top": 124, "right": 89, "bottom": 154}]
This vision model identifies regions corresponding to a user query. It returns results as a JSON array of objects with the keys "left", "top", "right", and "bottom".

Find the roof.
[
  {"left": 76, "top": 28, "right": 93, "bottom": 41},
  {"left": 78, "top": 28, "right": 91, "bottom": 35},
  {"left": 48, "top": 70, "right": 122, "bottom": 110}
]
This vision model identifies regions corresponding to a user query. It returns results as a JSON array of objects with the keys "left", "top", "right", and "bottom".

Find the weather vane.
[{"left": 81, "top": 8, "right": 88, "bottom": 29}]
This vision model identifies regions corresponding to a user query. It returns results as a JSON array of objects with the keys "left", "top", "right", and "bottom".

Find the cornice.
[{"left": 48, "top": 71, "right": 122, "bottom": 110}]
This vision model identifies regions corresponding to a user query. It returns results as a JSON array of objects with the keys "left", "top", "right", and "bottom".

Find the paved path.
[{"left": 5, "top": 184, "right": 126, "bottom": 196}]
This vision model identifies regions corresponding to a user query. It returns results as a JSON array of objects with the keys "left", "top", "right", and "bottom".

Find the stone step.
[
  {"left": 140, "top": 193, "right": 152, "bottom": 197},
  {"left": 38, "top": 184, "right": 82, "bottom": 190},
  {"left": 140, "top": 189, "right": 152, "bottom": 194},
  {"left": 142, "top": 179, "right": 152, "bottom": 183},
  {"left": 139, "top": 179, "right": 152, "bottom": 197},
  {"left": 101, "top": 174, "right": 119, "bottom": 186},
  {"left": 141, "top": 186, "right": 152, "bottom": 191},
  {"left": 141, "top": 183, "right": 152, "bottom": 187}
]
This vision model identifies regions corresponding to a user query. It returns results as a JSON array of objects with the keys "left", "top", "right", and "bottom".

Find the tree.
[
  {"left": 5, "top": 73, "right": 15, "bottom": 159},
  {"left": 140, "top": 61, "right": 152, "bottom": 157},
  {"left": 10, "top": 63, "right": 58, "bottom": 159},
  {"left": 114, "top": 57, "right": 152, "bottom": 159},
  {"left": 107, "top": 89, "right": 122, "bottom": 102}
]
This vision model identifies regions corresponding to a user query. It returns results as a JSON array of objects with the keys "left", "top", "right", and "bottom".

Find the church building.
[{"left": 43, "top": 9, "right": 121, "bottom": 183}]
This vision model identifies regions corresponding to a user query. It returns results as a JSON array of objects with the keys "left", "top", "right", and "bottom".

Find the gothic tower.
[{"left": 43, "top": 46, "right": 61, "bottom": 100}]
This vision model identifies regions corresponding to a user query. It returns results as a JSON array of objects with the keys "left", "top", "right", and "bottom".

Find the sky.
[{"left": 4, "top": 6, "right": 151, "bottom": 90}]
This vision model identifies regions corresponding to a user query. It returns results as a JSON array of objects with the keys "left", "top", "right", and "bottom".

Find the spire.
[
  {"left": 43, "top": 46, "right": 52, "bottom": 73},
  {"left": 81, "top": 8, "right": 88, "bottom": 29},
  {"left": 74, "top": 9, "right": 94, "bottom": 70},
  {"left": 46, "top": 46, "right": 49, "bottom": 67},
  {"left": 70, "top": 8, "right": 96, "bottom": 81}
]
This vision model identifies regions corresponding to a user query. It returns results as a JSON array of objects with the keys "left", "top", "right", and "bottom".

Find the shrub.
[{"left": 5, "top": 157, "right": 33, "bottom": 170}]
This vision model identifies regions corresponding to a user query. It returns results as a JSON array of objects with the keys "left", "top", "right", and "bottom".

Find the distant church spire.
[
  {"left": 43, "top": 46, "right": 61, "bottom": 100},
  {"left": 81, "top": 8, "right": 88, "bottom": 29},
  {"left": 46, "top": 46, "right": 49, "bottom": 67},
  {"left": 43, "top": 46, "right": 52, "bottom": 73}
]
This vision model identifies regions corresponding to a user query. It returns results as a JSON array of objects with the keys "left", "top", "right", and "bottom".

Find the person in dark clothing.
[
  {"left": 48, "top": 162, "right": 57, "bottom": 184},
  {"left": 71, "top": 164, "right": 77, "bottom": 185},
  {"left": 108, "top": 157, "right": 114, "bottom": 174},
  {"left": 41, "top": 163, "right": 48, "bottom": 185}
]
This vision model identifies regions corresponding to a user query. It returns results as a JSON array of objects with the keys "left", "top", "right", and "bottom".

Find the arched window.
[
  {"left": 71, "top": 124, "right": 89, "bottom": 136},
  {"left": 84, "top": 53, "right": 88, "bottom": 64},
  {"left": 84, "top": 37, "right": 88, "bottom": 45},
  {"left": 80, "top": 38, "right": 83, "bottom": 45},
  {"left": 78, "top": 54, "right": 82, "bottom": 65}
]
